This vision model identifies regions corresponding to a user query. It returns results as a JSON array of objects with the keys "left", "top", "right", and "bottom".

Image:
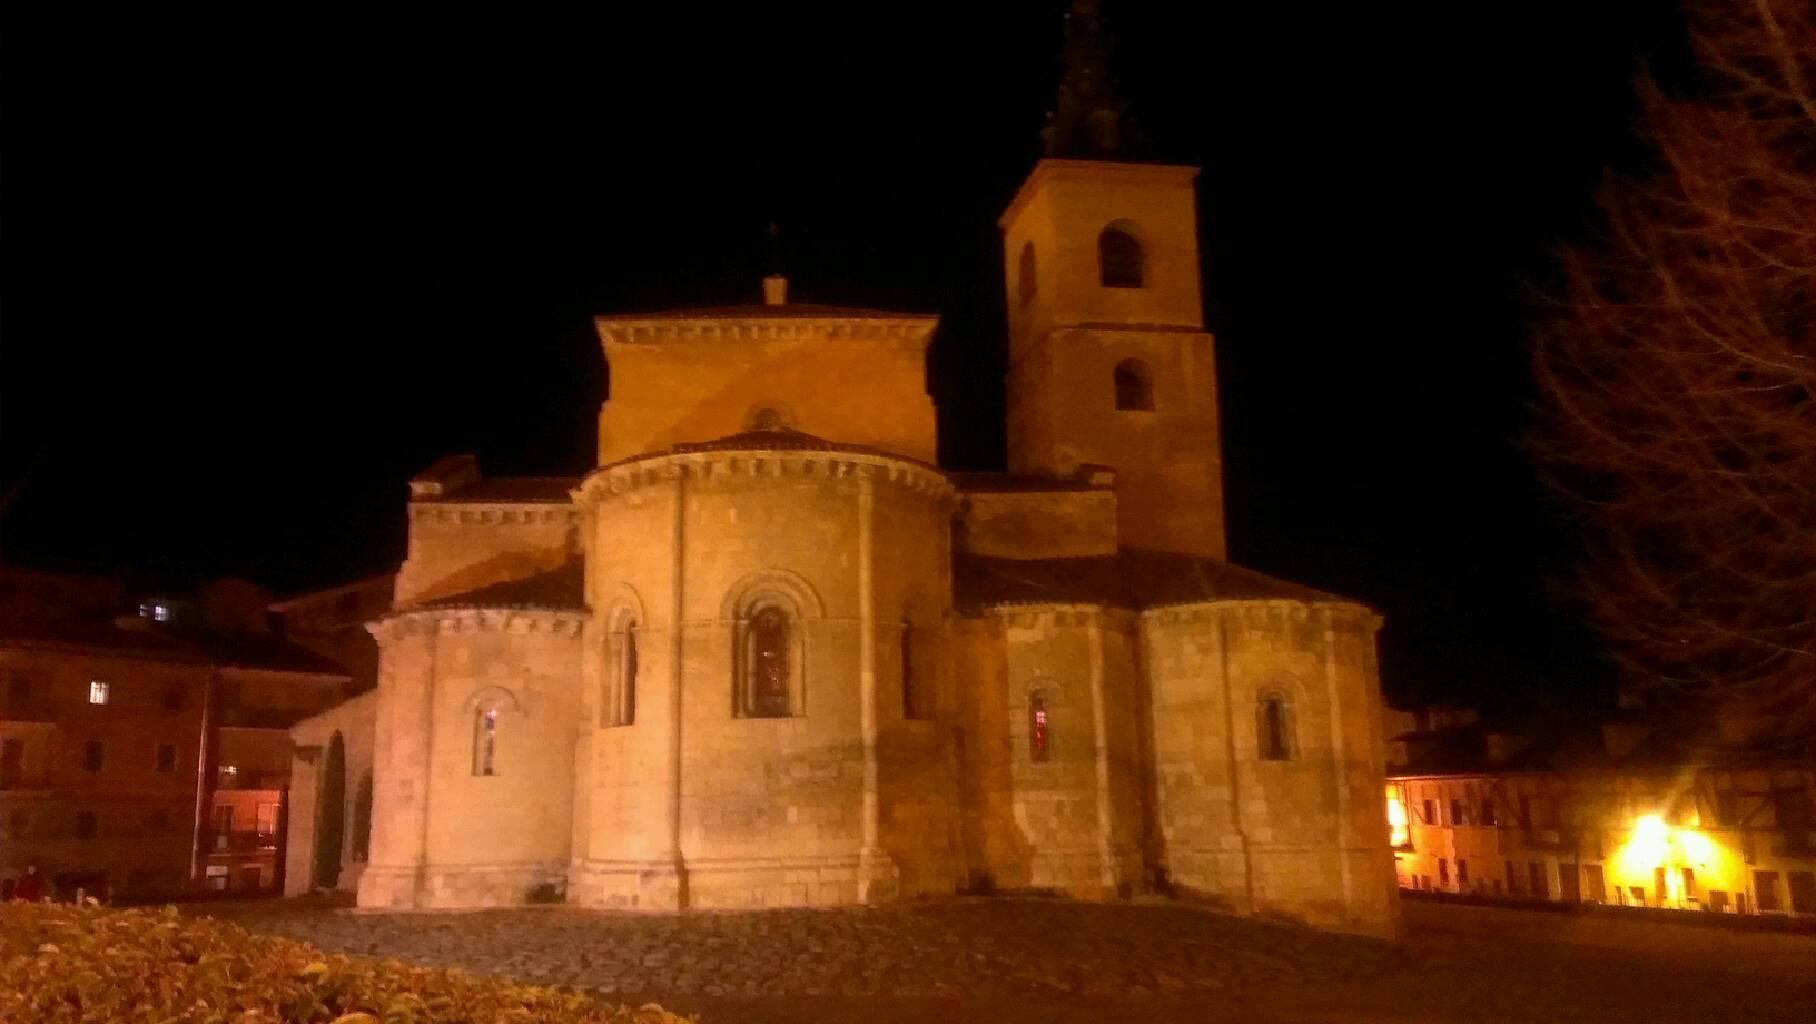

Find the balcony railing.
[{"left": 203, "top": 830, "right": 280, "bottom": 854}]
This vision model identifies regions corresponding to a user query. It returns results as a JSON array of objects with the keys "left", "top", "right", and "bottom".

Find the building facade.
[
  {"left": 1385, "top": 706, "right": 1816, "bottom": 918},
  {"left": 0, "top": 571, "right": 351, "bottom": 901},
  {"left": 284, "top": 4, "right": 1400, "bottom": 937}
]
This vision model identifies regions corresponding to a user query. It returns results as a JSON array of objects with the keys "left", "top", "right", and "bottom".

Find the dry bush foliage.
[
  {"left": 1532, "top": 0, "right": 1816, "bottom": 700},
  {"left": 0, "top": 902, "right": 693, "bottom": 1024}
]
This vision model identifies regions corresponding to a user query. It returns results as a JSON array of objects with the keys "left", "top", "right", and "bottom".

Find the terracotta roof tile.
[
  {"left": 604, "top": 304, "right": 934, "bottom": 322},
  {"left": 955, "top": 548, "right": 1353, "bottom": 613},
  {"left": 420, "top": 477, "right": 578, "bottom": 503},
  {"left": 407, "top": 561, "right": 586, "bottom": 613}
]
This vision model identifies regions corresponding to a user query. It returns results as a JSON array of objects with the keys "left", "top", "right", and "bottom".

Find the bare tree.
[{"left": 1532, "top": 0, "right": 1816, "bottom": 702}]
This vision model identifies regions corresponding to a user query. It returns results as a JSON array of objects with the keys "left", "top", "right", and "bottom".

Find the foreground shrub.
[{"left": 0, "top": 901, "right": 692, "bottom": 1024}]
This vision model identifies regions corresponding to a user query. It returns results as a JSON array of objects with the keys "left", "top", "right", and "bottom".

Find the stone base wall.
[
  {"left": 355, "top": 860, "right": 566, "bottom": 909},
  {"left": 678, "top": 853, "right": 868, "bottom": 909},
  {"left": 568, "top": 858, "right": 686, "bottom": 910}
]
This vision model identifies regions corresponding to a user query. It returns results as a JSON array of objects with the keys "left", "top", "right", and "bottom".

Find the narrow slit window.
[
  {"left": 1257, "top": 695, "right": 1292, "bottom": 761},
  {"left": 1029, "top": 693, "right": 1050, "bottom": 762},
  {"left": 901, "top": 619, "right": 921, "bottom": 720},
  {"left": 1017, "top": 241, "right": 1037, "bottom": 306},
  {"left": 622, "top": 623, "right": 638, "bottom": 725},
  {"left": 745, "top": 606, "right": 792, "bottom": 718},
  {"left": 475, "top": 707, "right": 498, "bottom": 776}
]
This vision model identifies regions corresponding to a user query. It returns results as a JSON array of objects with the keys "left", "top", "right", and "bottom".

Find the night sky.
[{"left": 1, "top": 3, "right": 1692, "bottom": 714}]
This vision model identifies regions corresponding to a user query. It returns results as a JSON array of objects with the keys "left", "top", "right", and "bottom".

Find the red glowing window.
[{"left": 1029, "top": 694, "right": 1050, "bottom": 762}]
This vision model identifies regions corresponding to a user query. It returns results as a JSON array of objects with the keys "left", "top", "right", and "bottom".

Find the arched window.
[
  {"left": 474, "top": 707, "right": 499, "bottom": 776},
  {"left": 350, "top": 771, "right": 373, "bottom": 863},
  {"left": 1098, "top": 225, "right": 1144, "bottom": 288},
  {"left": 603, "top": 617, "right": 639, "bottom": 727},
  {"left": 1017, "top": 241, "right": 1037, "bottom": 306},
  {"left": 744, "top": 606, "right": 792, "bottom": 718},
  {"left": 1029, "top": 692, "right": 1051, "bottom": 762},
  {"left": 1114, "top": 358, "right": 1154, "bottom": 411},
  {"left": 1257, "top": 693, "right": 1294, "bottom": 761}
]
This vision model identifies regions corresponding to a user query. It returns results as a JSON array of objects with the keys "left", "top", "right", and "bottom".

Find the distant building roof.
[
  {"left": 0, "top": 617, "right": 351, "bottom": 676},
  {"left": 955, "top": 548, "right": 1353, "bottom": 613},
  {"left": 415, "top": 476, "right": 578, "bottom": 504}
]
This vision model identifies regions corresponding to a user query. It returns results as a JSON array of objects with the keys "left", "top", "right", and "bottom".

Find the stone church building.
[{"left": 286, "top": 3, "right": 1399, "bottom": 937}]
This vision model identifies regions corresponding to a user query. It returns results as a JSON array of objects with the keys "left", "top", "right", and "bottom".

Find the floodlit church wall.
[
  {"left": 1145, "top": 602, "right": 1397, "bottom": 938},
  {"left": 357, "top": 613, "right": 583, "bottom": 909},
  {"left": 572, "top": 455, "right": 953, "bottom": 908},
  {"left": 974, "top": 605, "right": 1144, "bottom": 897},
  {"left": 956, "top": 488, "right": 1119, "bottom": 559},
  {"left": 396, "top": 503, "right": 580, "bottom": 607},
  {"left": 872, "top": 476, "right": 962, "bottom": 897},
  {"left": 596, "top": 324, "right": 938, "bottom": 464}
]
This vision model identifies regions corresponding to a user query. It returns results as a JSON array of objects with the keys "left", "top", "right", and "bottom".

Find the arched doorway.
[{"left": 313, "top": 731, "right": 346, "bottom": 889}]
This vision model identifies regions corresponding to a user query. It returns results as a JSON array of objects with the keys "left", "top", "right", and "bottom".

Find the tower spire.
[{"left": 1041, "top": 0, "right": 1141, "bottom": 159}]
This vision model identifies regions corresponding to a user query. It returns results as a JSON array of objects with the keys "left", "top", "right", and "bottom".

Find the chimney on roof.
[{"left": 762, "top": 274, "right": 788, "bottom": 306}]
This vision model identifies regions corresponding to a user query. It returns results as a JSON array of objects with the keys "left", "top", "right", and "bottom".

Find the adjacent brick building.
[
  {"left": 0, "top": 570, "right": 351, "bottom": 900},
  {"left": 1385, "top": 699, "right": 1816, "bottom": 919}
]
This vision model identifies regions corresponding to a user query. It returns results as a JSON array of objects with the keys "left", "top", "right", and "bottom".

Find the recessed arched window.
[
  {"left": 744, "top": 606, "right": 792, "bottom": 718},
  {"left": 1113, "top": 358, "right": 1154, "bottom": 411},
  {"left": 1029, "top": 692, "right": 1051, "bottom": 762},
  {"left": 1257, "top": 692, "right": 1295, "bottom": 761},
  {"left": 474, "top": 707, "right": 499, "bottom": 776},
  {"left": 603, "top": 616, "right": 639, "bottom": 727},
  {"left": 1017, "top": 241, "right": 1037, "bottom": 306},
  {"left": 1098, "top": 224, "right": 1144, "bottom": 288}
]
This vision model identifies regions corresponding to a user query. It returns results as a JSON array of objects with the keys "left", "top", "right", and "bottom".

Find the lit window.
[
  {"left": 474, "top": 707, "right": 497, "bottom": 776},
  {"left": 1029, "top": 693, "right": 1050, "bottom": 762},
  {"left": 217, "top": 764, "right": 239, "bottom": 789},
  {"left": 742, "top": 606, "right": 792, "bottom": 718},
  {"left": 143, "top": 601, "right": 172, "bottom": 622},
  {"left": 88, "top": 680, "right": 110, "bottom": 705}
]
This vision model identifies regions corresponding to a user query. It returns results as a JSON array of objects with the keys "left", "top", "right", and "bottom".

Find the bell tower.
[{"left": 1000, "top": 0, "right": 1226, "bottom": 559}]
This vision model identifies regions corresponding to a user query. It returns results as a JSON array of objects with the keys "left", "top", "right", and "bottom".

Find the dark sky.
[{"left": 1, "top": 2, "right": 1691, "bottom": 714}]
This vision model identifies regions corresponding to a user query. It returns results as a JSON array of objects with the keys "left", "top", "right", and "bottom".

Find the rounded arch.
[
  {"left": 1017, "top": 240, "right": 1037, "bottom": 306},
  {"left": 461, "top": 685, "right": 523, "bottom": 714},
  {"left": 602, "top": 582, "right": 647, "bottom": 632},
  {"left": 1113, "top": 358, "right": 1155, "bottom": 411},
  {"left": 1097, "top": 221, "right": 1145, "bottom": 288},
  {"left": 720, "top": 567, "right": 826, "bottom": 622}
]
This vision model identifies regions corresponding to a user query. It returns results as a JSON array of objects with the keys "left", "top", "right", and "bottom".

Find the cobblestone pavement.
[{"left": 211, "top": 896, "right": 1816, "bottom": 1024}]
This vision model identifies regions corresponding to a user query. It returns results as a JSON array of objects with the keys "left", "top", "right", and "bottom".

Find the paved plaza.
[{"left": 209, "top": 896, "right": 1816, "bottom": 1023}]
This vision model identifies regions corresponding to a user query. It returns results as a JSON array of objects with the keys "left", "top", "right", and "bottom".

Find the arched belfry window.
[
  {"left": 1114, "top": 358, "right": 1154, "bottom": 411},
  {"left": 745, "top": 606, "right": 791, "bottom": 717},
  {"left": 1257, "top": 691, "right": 1296, "bottom": 761},
  {"left": 1098, "top": 224, "right": 1144, "bottom": 288},
  {"left": 1018, "top": 241, "right": 1037, "bottom": 306}
]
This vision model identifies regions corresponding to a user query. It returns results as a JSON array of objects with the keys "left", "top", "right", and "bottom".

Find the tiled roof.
[
  {"left": 950, "top": 471, "right": 1107, "bottom": 494},
  {"left": 417, "top": 477, "right": 578, "bottom": 503},
  {"left": 604, "top": 304, "right": 934, "bottom": 321},
  {"left": 602, "top": 428, "right": 938, "bottom": 473},
  {"left": 0, "top": 618, "right": 350, "bottom": 676},
  {"left": 407, "top": 561, "right": 586, "bottom": 613},
  {"left": 955, "top": 548, "right": 1352, "bottom": 613}
]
